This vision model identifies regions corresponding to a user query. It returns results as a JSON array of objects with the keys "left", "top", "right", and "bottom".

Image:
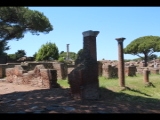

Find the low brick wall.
[
  {"left": 0, "top": 63, "right": 21, "bottom": 78},
  {"left": 52, "top": 63, "right": 67, "bottom": 80},
  {"left": 125, "top": 66, "right": 137, "bottom": 76},
  {"left": 136, "top": 67, "right": 160, "bottom": 75},
  {"left": 149, "top": 68, "right": 159, "bottom": 74},
  {"left": 0, "top": 62, "right": 69, "bottom": 80},
  {"left": 102, "top": 63, "right": 118, "bottom": 79},
  {"left": 5, "top": 65, "right": 60, "bottom": 88}
]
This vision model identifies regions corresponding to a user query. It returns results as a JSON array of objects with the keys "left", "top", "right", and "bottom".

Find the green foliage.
[
  {"left": 58, "top": 57, "right": 65, "bottom": 63},
  {"left": 36, "top": 42, "right": 59, "bottom": 61},
  {"left": 64, "top": 60, "right": 73, "bottom": 65},
  {"left": 75, "top": 49, "right": 83, "bottom": 65},
  {"left": 0, "top": 7, "right": 53, "bottom": 55},
  {"left": 32, "top": 52, "right": 37, "bottom": 60},
  {"left": 124, "top": 35, "right": 160, "bottom": 66},
  {"left": 77, "top": 49, "right": 83, "bottom": 58},
  {"left": 7, "top": 50, "right": 26, "bottom": 60},
  {"left": 148, "top": 54, "right": 157, "bottom": 61},
  {"left": 132, "top": 57, "right": 142, "bottom": 61},
  {"left": 124, "top": 59, "right": 132, "bottom": 62},
  {"left": 69, "top": 52, "right": 77, "bottom": 60},
  {"left": 0, "top": 41, "right": 10, "bottom": 55},
  {"left": 124, "top": 58, "right": 142, "bottom": 62},
  {"left": 59, "top": 51, "right": 77, "bottom": 60},
  {"left": 124, "top": 36, "right": 160, "bottom": 55},
  {"left": 15, "top": 49, "right": 26, "bottom": 59},
  {"left": 8, "top": 54, "right": 16, "bottom": 60},
  {"left": 59, "top": 51, "right": 64, "bottom": 54},
  {"left": 0, "top": 7, "right": 53, "bottom": 42}
]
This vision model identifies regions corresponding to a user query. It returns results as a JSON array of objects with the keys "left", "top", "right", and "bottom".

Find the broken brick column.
[
  {"left": 115, "top": 37, "right": 126, "bottom": 87},
  {"left": 68, "top": 30, "right": 100, "bottom": 100},
  {"left": 143, "top": 68, "right": 150, "bottom": 83}
]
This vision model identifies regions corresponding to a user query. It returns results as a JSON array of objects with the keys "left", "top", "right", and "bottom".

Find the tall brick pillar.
[
  {"left": 68, "top": 30, "right": 100, "bottom": 100},
  {"left": 115, "top": 37, "right": 126, "bottom": 87}
]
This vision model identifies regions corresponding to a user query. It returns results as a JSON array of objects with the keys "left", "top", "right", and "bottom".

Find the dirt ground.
[{"left": 0, "top": 80, "right": 160, "bottom": 114}]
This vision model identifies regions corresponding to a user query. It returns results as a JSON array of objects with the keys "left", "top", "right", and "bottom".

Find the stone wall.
[
  {"left": 21, "top": 62, "right": 54, "bottom": 71},
  {"left": 98, "top": 59, "right": 160, "bottom": 79},
  {"left": 0, "top": 62, "right": 68, "bottom": 80},
  {"left": 0, "top": 63, "right": 21, "bottom": 78},
  {"left": 1, "top": 59, "right": 160, "bottom": 80},
  {"left": 5, "top": 65, "right": 60, "bottom": 88},
  {"left": 52, "top": 62, "right": 67, "bottom": 80},
  {"left": 125, "top": 66, "right": 137, "bottom": 76},
  {"left": 102, "top": 63, "right": 118, "bottom": 79}
]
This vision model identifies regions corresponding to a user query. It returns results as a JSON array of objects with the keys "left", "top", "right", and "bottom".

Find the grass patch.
[
  {"left": 57, "top": 74, "right": 160, "bottom": 102},
  {"left": 57, "top": 79, "right": 70, "bottom": 88}
]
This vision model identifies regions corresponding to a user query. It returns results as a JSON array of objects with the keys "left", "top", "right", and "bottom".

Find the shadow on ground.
[{"left": 0, "top": 87, "right": 160, "bottom": 113}]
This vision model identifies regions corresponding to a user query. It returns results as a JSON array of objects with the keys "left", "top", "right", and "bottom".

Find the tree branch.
[
  {"left": 148, "top": 49, "right": 154, "bottom": 57},
  {"left": 136, "top": 54, "right": 143, "bottom": 59}
]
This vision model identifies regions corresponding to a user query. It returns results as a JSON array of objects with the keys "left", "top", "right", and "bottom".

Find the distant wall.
[{"left": 1, "top": 59, "right": 160, "bottom": 79}]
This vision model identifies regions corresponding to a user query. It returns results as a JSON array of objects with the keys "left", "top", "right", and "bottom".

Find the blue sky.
[{"left": 6, "top": 7, "right": 160, "bottom": 61}]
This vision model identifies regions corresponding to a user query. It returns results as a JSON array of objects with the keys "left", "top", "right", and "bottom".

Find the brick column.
[
  {"left": 68, "top": 30, "right": 100, "bottom": 100},
  {"left": 82, "top": 30, "right": 99, "bottom": 61},
  {"left": 115, "top": 37, "right": 126, "bottom": 87},
  {"left": 81, "top": 30, "right": 100, "bottom": 99}
]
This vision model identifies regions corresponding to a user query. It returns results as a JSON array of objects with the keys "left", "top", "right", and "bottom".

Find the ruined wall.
[
  {"left": 125, "top": 66, "right": 137, "bottom": 76},
  {"left": 147, "top": 67, "right": 159, "bottom": 74},
  {"left": 1, "top": 59, "right": 160, "bottom": 80},
  {"left": 99, "top": 59, "right": 160, "bottom": 79},
  {"left": 0, "top": 62, "right": 68, "bottom": 80},
  {"left": 0, "top": 63, "right": 21, "bottom": 78},
  {"left": 102, "top": 63, "right": 118, "bottom": 79},
  {"left": 21, "top": 62, "right": 53, "bottom": 71},
  {"left": 5, "top": 65, "right": 60, "bottom": 88},
  {"left": 52, "top": 63, "right": 67, "bottom": 80}
]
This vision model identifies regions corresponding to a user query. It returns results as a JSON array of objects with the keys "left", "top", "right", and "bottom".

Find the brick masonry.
[
  {"left": 5, "top": 64, "right": 60, "bottom": 88},
  {"left": 1, "top": 59, "right": 160, "bottom": 81},
  {"left": 68, "top": 30, "right": 100, "bottom": 100}
]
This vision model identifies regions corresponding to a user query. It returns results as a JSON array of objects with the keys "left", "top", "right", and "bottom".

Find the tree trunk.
[{"left": 144, "top": 54, "right": 148, "bottom": 67}]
